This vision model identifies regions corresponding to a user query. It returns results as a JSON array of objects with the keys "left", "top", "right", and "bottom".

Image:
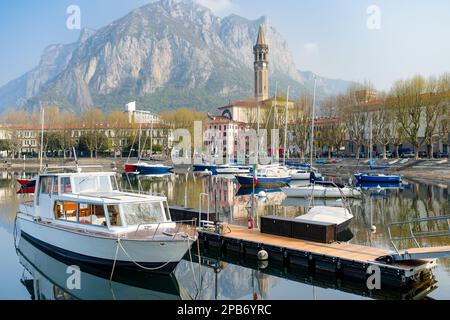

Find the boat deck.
[{"left": 222, "top": 225, "right": 426, "bottom": 268}]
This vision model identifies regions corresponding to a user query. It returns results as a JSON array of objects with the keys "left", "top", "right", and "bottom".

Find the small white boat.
[
  {"left": 295, "top": 206, "right": 354, "bottom": 233},
  {"left": 282, "top": 185, "right": 362, "bottom": 198},
  {"left": 16, "top": 171, "right": 197, "bottom": 274}
]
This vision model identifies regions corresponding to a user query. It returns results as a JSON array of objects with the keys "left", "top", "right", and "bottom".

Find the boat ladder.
[{"left": 381, "top": 215, "right": 450, "bottom": 262}]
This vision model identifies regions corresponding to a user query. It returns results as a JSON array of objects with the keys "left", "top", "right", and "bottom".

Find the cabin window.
[
  {"left": 110, "top": 176, "right": 119, "bottom": 191},
  {"left": 53, "top": 177, "right": 59, "bottom": 195},
  {"left": 121, "top": 202, "right": 166, "bottom": 226},
  {"left": 40, "top": 177, "right": 53, "bottom": 195},
  {"left": 78, "top": 203, "right": 107, "bottom": 227},
  {"left": 73, "top": 176, "right": 114, "bottom": 193},
  {"left": 61, "top": 177, "right": 72, "bottom": 193},
  {"left": 54, "top": 201, "right": 77, "bottom": 222},
  {"left": 107, "top": 205, "right": 123, "bottom": 227}
]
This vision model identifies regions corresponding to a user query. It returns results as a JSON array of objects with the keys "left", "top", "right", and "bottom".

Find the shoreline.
[{"left": 2, "top": 157, "right": 449, "bottom": 186}]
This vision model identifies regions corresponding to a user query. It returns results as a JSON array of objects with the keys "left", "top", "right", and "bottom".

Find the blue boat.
[
  {"left": 193, "top": 164, "right": 219, "bottom": 172},
  {"left": 235, "top": 166, "right": 291, "bottom": 188},
  {"left": 286, "top": 162, "right": 311, "bottom": 169},
  {"left": 135, "top": 163, "right": 173, "bottom": 175},
  {"left": 354, "top": 173, "right": 402, "bottom": 183}
]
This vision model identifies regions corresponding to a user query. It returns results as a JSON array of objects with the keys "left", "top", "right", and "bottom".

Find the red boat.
[{"left": 124, "top": 164, "right": 137, "bottom": 173}]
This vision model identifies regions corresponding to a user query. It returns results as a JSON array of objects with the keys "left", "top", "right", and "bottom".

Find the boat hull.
[
  {"left": 17, "top": 216, "right": 191, "bottom": 274},
  {"left": 136, "top": 165, "right": 173, "bottom": 175},
  {"left": 236, "top": 175, "right": 291, "bottom": 188}
]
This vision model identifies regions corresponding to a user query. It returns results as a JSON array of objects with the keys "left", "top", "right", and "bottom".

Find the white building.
[{"left": 125, "top": 102, "right": 160, "bottom": 125}]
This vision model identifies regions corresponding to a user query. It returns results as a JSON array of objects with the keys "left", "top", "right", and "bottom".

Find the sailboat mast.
[
  {"left": 138, "top": 123, "right": 142, "bottom": 162},
  {"left": 272, "top": 83, "right": 278, "bottom": 161},
  {"left": 310, "top": 78, "right": 317, "bottom": 167},
  {"left": 283, "top": 86, "right": 290, "bottom": 166},
  {"left": 150, "top": 116, "right": 154, "bottom": 159},
  {"left": 39, "top": 107, "right": 44, "bottom": 172}
]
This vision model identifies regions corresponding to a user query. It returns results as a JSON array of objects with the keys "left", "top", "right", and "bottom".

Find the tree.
[
  {"left": 290, "top": 94, "right": 312, "bottom": 159},
  {"left": 421, "top": 75, "right": 450, "bottom": 158},
  {"left": 372, "top": 97, "right": 397, "bottom": 159},
  {"left": 108, "top": 111, "right": 132, "bottom": 158},
  {"left": 80, "top": 108, "right": 109, "bottom": 158},
  {"left": 78, "top": 132, "right": 110, "bottom": 158},
  {"left": 390, "top": 76, "right": 427, "bottom": 159},
  {"left": 341, "top": 85, "right": 370, "bottom": 159}
]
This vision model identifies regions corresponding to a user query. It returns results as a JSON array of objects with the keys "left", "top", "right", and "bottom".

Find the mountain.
[{"left": 0, "top": 0, "right": 352, "bottom": 114}]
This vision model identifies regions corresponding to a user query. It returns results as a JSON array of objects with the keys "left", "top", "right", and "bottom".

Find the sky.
[{"left": 1, "top": 0, "right": 450, "bottom": 90}]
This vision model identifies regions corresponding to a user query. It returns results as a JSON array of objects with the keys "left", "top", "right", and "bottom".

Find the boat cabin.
[{"left": 24, "top": 172, "right": 171, "bottom": 232}]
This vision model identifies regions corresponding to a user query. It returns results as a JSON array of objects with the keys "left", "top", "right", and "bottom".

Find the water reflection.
[{"left": 17, "top": 236, "right": 189, "bottom": 300}]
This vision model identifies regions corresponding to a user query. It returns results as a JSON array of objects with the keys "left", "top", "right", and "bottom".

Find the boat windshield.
[
  {"left": 73, "top": 175, "right": 118, "bottom": 193},
  {"left": 121, "top": 202, "right": 168, "bottom": 226}
]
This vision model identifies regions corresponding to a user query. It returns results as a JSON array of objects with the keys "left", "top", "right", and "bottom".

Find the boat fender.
[
  {"left": 257, "top": 250, "right": 269, "bottom": 261},
  {"left": 248, "top": 216, "right": 254, "bottom": 230}
]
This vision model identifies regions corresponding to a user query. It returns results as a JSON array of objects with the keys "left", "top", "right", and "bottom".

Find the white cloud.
[
  {"left": 303, "top": 42, "right": 320, "bottom": 55},
  {"left": 194, "top": 0, "right": 237, "bottom": 16}
]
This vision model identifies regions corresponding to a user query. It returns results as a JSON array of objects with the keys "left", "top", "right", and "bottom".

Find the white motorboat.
[
  {"left": 16, "top": 171, "right": 197, "bottom": 274},
  {"left": 295, "top": 206, "right": 354, "bottom": 233},
  {"left": 282, "top": 185, "right": 362, "bottom": 198}
]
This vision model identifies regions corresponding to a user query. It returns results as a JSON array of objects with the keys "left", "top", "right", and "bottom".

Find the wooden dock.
[{"left": 198, "top": 225, "right": 438, "bottom": 288}]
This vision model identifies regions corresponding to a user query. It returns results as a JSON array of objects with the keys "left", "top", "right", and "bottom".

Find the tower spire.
[
  {"left": 254, "top": 25, "right": 269, "bottom": 102},
  {"left": 256, "top": 25, "right": 267, "bottom": 45}
]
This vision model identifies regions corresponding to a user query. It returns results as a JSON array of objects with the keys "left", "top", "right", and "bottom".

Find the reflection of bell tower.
[{"left": 254, "top": 25, "right": 269, "bottom": 101}]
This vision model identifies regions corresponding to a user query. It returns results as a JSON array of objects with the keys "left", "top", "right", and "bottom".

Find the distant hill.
[{"left": 0, "top": 0, "right": 353, "bottom": 114}]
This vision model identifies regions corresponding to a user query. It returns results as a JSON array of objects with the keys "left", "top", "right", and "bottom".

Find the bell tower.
[{"left": 254, "top": 25, "right": 269, "bottom": 101}]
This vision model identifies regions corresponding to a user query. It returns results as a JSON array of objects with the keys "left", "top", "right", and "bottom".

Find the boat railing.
[
  {"left": 120, "top": 188, "right": 166, "bottom": 198},
  {"left": 387, "top": 215, "right": 450, "bottom": 254},
  {"left": 199, "top": 193, "right": 213, "bottom": 228},
  {"left": 134, "top": 219, "right": 198, "bottom": 241}
]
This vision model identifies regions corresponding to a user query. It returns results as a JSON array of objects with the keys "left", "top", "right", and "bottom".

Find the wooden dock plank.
[{"left": 223, "top": 225, "right": 390, "bottom": 263}]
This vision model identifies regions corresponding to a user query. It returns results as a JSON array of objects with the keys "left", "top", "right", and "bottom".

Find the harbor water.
[{"left": 0, "top": 169, "right": 449, "bottom": 300}]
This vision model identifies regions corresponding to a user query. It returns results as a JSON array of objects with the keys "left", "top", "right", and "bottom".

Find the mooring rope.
[{"left": 109, "top": 233, "right": 198, "bottom": 282}]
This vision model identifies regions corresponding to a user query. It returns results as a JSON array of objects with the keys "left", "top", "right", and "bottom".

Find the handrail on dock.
[{"left": 386, "top": 214, "right": 450, "bottom": 261}]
